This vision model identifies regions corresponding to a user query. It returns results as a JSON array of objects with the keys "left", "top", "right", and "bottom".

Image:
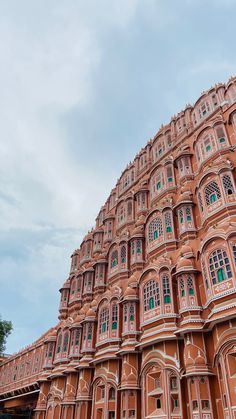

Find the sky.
[{"left": 0, "top": 0, "right": 236, "bottom": 354}]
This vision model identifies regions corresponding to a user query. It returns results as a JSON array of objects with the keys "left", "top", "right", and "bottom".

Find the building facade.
[{"left": 1, "top": 77, "right": 236, "bottom": 418}]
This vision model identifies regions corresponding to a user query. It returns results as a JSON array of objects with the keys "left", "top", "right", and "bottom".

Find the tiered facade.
[{"left": 1, "top": 77, "right": 236, "bottom": 418}]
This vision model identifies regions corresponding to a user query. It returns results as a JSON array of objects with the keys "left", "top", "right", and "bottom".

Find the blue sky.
[{"left": 0, "top": 0, "right": 236, "bottom": 354}]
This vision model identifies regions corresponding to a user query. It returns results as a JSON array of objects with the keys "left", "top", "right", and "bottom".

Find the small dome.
[
  {"left": 180, "top": 245, "right": 194, "bottom": 258},
  {"left": 86, "top": 308, "right": 96, "bottom": 318},
  {"left": 91, "top": 299, "right": 98, "bottom": 308},
  {"left": 123, "top": 286, "right": 137, "bottom": 298},
  {"left": 176, "top": 257, "right": 195, "bottom": 274},
  {"left": 136, "top": 215, "right": 145, "bottom": 226},
  {"left": 176, "top": 191, "right": 193, "bottom": 205}
]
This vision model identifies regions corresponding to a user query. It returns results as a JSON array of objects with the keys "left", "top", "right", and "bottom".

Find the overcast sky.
[{"left": 0, "top": 0, "right": 236, "bottom": 354}]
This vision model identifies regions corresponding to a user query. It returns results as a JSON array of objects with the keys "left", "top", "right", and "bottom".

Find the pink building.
[{"left": 1, "top": 77, "right": 236, "bottom": 418}]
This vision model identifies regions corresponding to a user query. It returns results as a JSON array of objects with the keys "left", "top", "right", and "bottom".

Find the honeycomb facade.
[{"left": 1, "top": 77, "right": 236, "bottom": 418}]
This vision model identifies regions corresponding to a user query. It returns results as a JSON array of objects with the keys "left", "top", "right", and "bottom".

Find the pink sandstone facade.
[{"left": 1, "top": 77, "right": 236, "bottom": 418}]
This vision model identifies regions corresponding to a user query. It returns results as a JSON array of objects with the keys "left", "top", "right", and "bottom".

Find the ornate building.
[{"left": 1, "top": 77, "right": 236, "bottom": 419}]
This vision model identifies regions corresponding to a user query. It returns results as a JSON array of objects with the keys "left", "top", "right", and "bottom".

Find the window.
[
  {"left": 157, "top": 399, "right": 161, "bottom": 408},
  {"left": 100, "top": 307, "right": 109, "bottom": 333},
  {"left": 186, "top": 207, "right": 192, "bottom": 221},
  {"left": 180, "top": 277, "right": 185, "bottom": 297},
  {"left": 232, "top": 244, "right": 236, "bottom": 266},
  {"left": 222, "top": 174, "right": 234, "bottom": 196},
  {"left": 143, "top": 280, "right": 160, "bottom": 311},
  {"left": 129, "top": 304, "right": 135, "bottom": 321},
  {"left": 179, "top": 209, "right": 184, "bottom": 224},
  {"left": 111, "top": 250, "right": 118, "bottom": 268},
  {"left": 209, "top": 249, "right": 232, "bottom": 285},
  {"left": 127, "top": 201, "right": 133, "bottom": 218},
  {"left": 56, "top": 334, "right": 62, "bottom": 354},
  {"left": 137, "top": 239, "right": 142, "bottom": 254},
  {"left": 87, "top": 324, "right": 92, "bottom": 340},
  {"left": 202, "top": 400, "right": 210, "bottom": 410},
  {"left": 109, "top": 387, "right": 116, "bottom": 400},
  {"left": 162, "top": 274, "right": 171, "bottom": 303},
  {"left": 63, "top": 333, "right": 69, "bottom": 353},
  {"left": 170, "top": 376, "right": 178, "bottom": 390},
  {"left": 204, "top": 181, "right": 221, "bottom": 205},
  {"left": 187, "top": 275, "right": 194, "bottom": 295},
  {"left": 148, "top": 217, "right": 163, "bottom": 242},
  {"left": 198, "top": 192, "right": 204, "bottom": 212},
  {"left": 164, "top": 211, "right": 173, "bottom": 233},
  {"left": 215, "top": 125, "right": 226, "bottom": 145},
  {"left": 75, "top": 330, "right": 80, "bottom": 346},
  {"left": 192, "top": 400, "right": 198, "bottom": 410},
  {"left": 121, "top": 245, "right": 127, "bottom": 265},
  {"left": 166, "top": 166, "right": 173, "bottom": 183},
  {"left": 112, "top": 304, "right": 118, "bottom": 330}
]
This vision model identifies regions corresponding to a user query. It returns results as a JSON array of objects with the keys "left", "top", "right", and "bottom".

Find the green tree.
[{"left": 0, "top": 316, "right": 13, "bottom": 355}]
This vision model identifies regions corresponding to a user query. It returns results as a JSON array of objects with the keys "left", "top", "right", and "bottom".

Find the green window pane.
[
  {"left": 149, "top": 297, "right": 155, "bottom": 309},
  {"left": 206, "top": 144, "right": 211, "bottom": 152},
  {"left": 219, "top": 137, "right": 225, "bottom": 143},
  {"left": 88, "top": 334, "right": 92, "bottom": 340},
  {"left": 181, "top": 290, "right": 185, "bottom": 297},
  {"left": 121, "top": 258, "right": 126, "bottom": 264},
  {"left": 164, "top": 295, "right": 171, "bottom": 304},
  {"left": 210, "top": 193, "right": 217, "bottom": 203},
  {"left": 189, "top": 288, "right": 194, "bottom": 296},
  {"left": 157, "top": 181, "right": 161, "bottom": 190},
  {"left": 102, "top": 323, "right": 107, "bottom": 333},
  {"left": 153, "top": 230, "right": 158, "bottom": 240},
  {"left": 166, "top": 226, "right": 172, "bottom": 233},
  {"left": 168, "top": 177, "right": 173, "bottom": 183},
  {"left": 187, "top": 215, "right": 192, "bottom": 221},
  {"left": 130, "top": 315, "right": 134, "bottom": 321},
  {"left": 112, "top": 321, "right": 117, "bottom": 330},
  {"left": 180, "top": 217, "right": 184, "bottom": 223},
  {"left": 217, "top": 268, "right": 226, "bottom": 282}
]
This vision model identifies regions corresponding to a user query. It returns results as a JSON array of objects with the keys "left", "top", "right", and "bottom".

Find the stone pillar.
[
  {"left": 34, "top": 380, "right": 51, "bottom": 419},
  {"left": 120, "top": 353, "right": 140, "bottom": 419},
  {"left": 75, "top": 368, "right": 93, "bottom": 419}
]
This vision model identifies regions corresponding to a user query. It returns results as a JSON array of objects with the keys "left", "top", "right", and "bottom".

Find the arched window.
[
  {"left": 56, "top": 334, "right": 62, "bottom": 354},
  {"left": 127, "top": 201, "right": 133, "bottom": 218},
  {"left": 209, "top": 249, "right": 232, "bottom": 285},
  {"left": 222, "top": 174, "right": 234, "bottom": 196},
  {"left": 204, "top": 181, "right": 221, "bottom": 205},
  {"left": 111, "top": 304, "right": 118, "bottom": 330},
  {"left": 111, "top": 250, "right": 118, "bottom": 268},
  {"left": 63, "top": 332, "right": 69, "bottom": 353},
  {"left": 148, "top": 217, "right": 163, "bottom": 241},
  {"left": 120, "top": 245, "right": 127, "bottom": 264},
  {"left": 215, "top": 125, "right": 226, "bottom": 146},
  {"left": 162, "top": 274, "right": 171, "bottom": 303},
  {"left": 100, "top": 307, "right": 109, "bottom": 333},
  {"left": 164, "top": 211, "right": 173, "bottom": 233},
  {"left": 109, "top": 387, "right": 116, "bottom": 400},
  {"left": 129, "top": 303, "right": 135, "bottom": 321},
  {"left": 186, "top": 207, "right": 192, "bottom": 221},
  {"left": 198, "top": 192, "right": 204, "bottom": 212},
  {"left": 143, "top": 280, "right": 160, "bottom": 311},
  {"left": 187, "top": 275, "right": 194, "bottom": 295},
  {"left": 232, "top": 244, "right": 236, "bottom": 266},
  {"left": 180, "top": 277, "right": 185, "bottom": 297},
  {"left": 166, "top": 166, "right": 173, "bottom": 183},
  {"left": 137, "top": 239, "right": 142, "bottom": 254}
]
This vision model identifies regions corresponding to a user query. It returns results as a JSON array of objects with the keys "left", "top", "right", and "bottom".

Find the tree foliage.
[{"left": 0, "top": 316, "right": 13, "bottom": 355}]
